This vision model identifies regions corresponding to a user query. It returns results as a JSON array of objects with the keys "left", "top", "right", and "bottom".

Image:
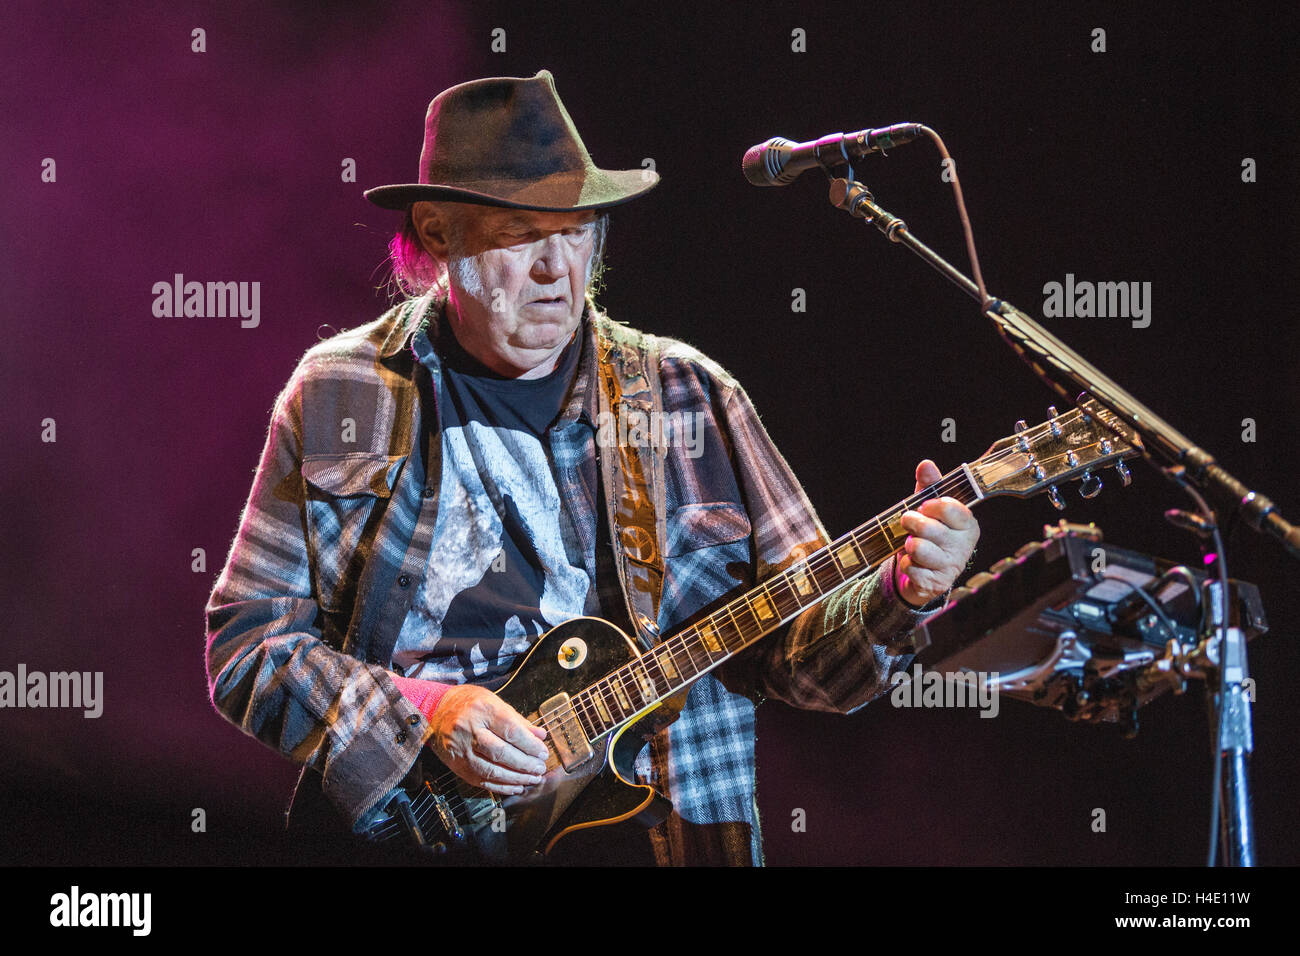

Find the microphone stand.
[{"left": 824, "top": 173, "right": 1297, "bottom": 867}]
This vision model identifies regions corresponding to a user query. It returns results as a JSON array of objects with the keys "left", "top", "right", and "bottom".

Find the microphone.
[{"left": 742, "top": 123, "right": 925, "bottom": 186}]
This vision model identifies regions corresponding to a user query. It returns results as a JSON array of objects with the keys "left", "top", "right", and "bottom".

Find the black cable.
[
  {"left": 1096, "top": 574, "right": 1182, "bottom": 642},
  {"left": 919, "top": 126, "right": 991, "bottom": 314}
]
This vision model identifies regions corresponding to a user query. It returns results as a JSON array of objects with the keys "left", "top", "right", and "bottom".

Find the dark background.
[{"left": 2, "top": 0, "right": 1296, "bottom": 867}]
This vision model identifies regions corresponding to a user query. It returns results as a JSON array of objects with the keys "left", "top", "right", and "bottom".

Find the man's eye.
[{"left": 499, "top": 226, "right": 591, "bottom": 245}]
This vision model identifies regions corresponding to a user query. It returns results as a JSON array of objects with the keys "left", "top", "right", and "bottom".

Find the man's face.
[{"left": 439, "top": 205, "right": 598, "bottom": 377}]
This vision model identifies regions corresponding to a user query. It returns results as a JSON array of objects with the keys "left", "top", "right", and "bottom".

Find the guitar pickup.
[{"left": 539, "top": 692, "right": 595, "bottom": 771}]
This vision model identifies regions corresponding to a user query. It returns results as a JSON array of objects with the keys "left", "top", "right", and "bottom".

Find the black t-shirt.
[
  {"left": 437, "top": 322, "right": 582, "bottom": 434},
  {"left": 391, "top": 324, "right": 588, "bottom": 689}
]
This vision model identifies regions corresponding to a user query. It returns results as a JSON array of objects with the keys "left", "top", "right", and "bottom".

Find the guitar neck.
[{"left": 568, "top": 464, "right": 985, "bottom": 740}]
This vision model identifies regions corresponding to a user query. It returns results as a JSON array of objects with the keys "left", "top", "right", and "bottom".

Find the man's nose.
[{"left": 531, "top": 232, "right": 572, "bottom": 280}]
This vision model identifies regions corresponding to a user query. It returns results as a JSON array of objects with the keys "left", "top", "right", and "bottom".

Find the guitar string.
[
  {"left": 563, "top": 405, "right": 1128, "bottom": 751},
  {"left": 399, "top": 417, "right": 1111, "bottom": 816},
  {"left": 573, "top": 469, "right": 972, "bottom": 714},
  {"left": 370, "top": 411, "right": 1128, "bottom": 838},
  {"left": 567, "top": 413, "right": 1081, "bottom": 730},
  {"left": 536, "top": 407, "right": 1113, "bottom": 743},
  {"left": 411, "top": 428, "right": 1106, "bottom": 818},
  {"left": 390, "top": 411, "right": 1125, "bottom": 824},
  {"left": 385, "top": 429, "right": 1128, "bottom": 830}
]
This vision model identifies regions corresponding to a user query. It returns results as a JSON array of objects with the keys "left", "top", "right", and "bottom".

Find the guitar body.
[
  {"left": 443, "top": 617, "right": 673, "bottom": 862},
  {"left": 293, "top": 617, "right": 673, "bottom": 864}
]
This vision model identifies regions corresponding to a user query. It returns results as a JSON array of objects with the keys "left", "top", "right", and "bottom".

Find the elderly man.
[{"left": 205, "top": 70, "right": 978, "bottom": 866}]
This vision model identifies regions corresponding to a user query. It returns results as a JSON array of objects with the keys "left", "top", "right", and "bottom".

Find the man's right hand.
[{"left": 426, "top": 684, "right": 550, "bottom": 795}]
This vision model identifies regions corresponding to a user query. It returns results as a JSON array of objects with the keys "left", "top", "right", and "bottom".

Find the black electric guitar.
[{"left": 323, "top": 399, "right": 1141, "bottom": 862}]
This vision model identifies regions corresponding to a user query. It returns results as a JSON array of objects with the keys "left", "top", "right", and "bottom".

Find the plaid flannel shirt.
[{"left": 205, "top": 287, "right": 934, "bottom": 866}]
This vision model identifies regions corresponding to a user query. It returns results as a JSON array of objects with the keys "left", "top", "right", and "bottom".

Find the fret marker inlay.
[
  {"left": 659, "top": 652, "right": 678, "bottom": 681},
  {"left": 636, "top": 672, "right": 655, "bottom": 703},
  {"left": 792, "top": 568, "right": 813, "bottom": 596},
  {"left": 699, "top": 625, "right": 722, "bottom": 654},
  {"left": 881, "top": 514, "right": 906, "bottom": 551}
]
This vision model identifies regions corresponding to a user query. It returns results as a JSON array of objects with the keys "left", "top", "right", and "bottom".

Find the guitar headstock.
[{"left": 970, "top": 398, "right": 1143, "bottom": 507}]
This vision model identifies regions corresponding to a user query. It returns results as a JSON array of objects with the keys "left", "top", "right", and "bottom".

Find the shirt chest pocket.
[
  {"left": 302, "top": 453, "right": 406, "bottom": 613},
  {"left": 662, "top": 501, "right": 755, "bottom": 613}
]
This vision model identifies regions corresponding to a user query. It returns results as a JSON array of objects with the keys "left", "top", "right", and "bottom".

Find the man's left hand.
[{"left": 893, "top": 459, "right": 980, "bottom": 608}]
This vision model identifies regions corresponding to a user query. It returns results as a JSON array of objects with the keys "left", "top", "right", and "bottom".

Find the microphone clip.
[{"left": 828, "top": 178, "right": 909, "bottom": 241}]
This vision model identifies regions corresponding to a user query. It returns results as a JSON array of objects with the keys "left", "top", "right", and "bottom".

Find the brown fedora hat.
[{"left": 364, "top": 70, "right": 658, "bottom": 211}]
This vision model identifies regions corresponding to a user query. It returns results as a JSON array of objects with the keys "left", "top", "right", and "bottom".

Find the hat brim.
[{"left": 364, "top": 167, "right": 659, "bottom": 211}]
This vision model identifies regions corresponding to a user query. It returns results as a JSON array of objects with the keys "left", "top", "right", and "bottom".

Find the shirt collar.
[{"left": 379, "top": 283, "right": 442, "bottom": 362}]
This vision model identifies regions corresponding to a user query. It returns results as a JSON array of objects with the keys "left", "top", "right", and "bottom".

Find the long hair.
[{"left": 384, "top": 206, "right": 610, "bottom": 302}]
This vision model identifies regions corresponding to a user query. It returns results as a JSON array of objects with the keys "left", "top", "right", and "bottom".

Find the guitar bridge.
[{"left": 538, "top": 692, "right": 595, "bottom": 771}]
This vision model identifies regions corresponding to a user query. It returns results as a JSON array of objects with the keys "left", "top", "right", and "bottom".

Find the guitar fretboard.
[{"left": 562, "top": 465, "right": 984, "bottom": 742}]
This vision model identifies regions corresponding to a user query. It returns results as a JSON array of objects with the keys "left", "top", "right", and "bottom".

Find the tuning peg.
[
  {"left": 1078, "top": 470, "right": 1103, "bottom": 499},
  {"left": 1014, "top": 419, "right": 1028, "bottom": 433},
  {"left": 1047, "top": 485, "right": 1066, "bottom": 511},
  {"left": 1114, "top": 460, "right": 1132, "bottom": 486},
  {"left": 1045, "top": 406, "right": 1062, "bottom": 437}
]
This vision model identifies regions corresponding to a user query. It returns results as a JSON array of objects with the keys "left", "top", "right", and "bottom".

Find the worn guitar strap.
[
  {"left": 595, "top": 319, "right": 749, "bottom": 867},
  {"left": 594, "top": 316, "right": 667, "bottom": 654}
]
